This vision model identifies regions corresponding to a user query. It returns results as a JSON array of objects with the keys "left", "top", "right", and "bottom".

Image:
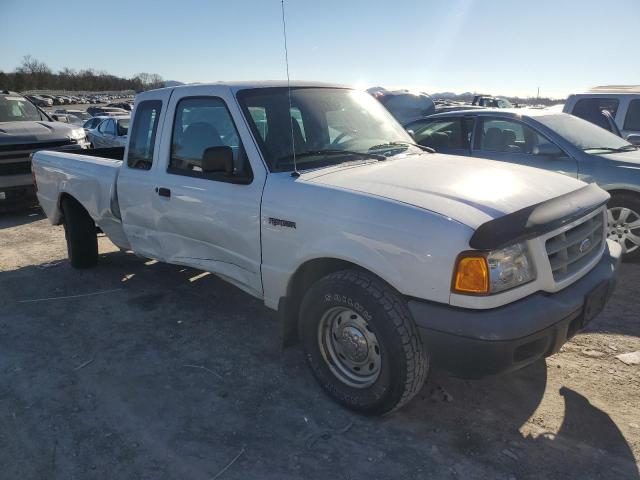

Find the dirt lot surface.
[{"left": 1, "top": 207, "right": 639, "bottom": 480}]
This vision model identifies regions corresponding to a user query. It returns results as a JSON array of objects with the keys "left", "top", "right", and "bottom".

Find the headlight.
[
  {"left": 69, "top": 128, "right": 86, "bottom": 140},
  {"left": 452, "top": 242, "right": 535, "bottom": 295}
]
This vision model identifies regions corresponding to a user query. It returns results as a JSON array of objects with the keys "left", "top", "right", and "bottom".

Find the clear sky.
[{"left": 1, "top": 0, "right": 638, "bottom": 98}]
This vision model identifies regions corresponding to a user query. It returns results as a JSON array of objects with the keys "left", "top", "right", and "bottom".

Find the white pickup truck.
[{"left": 33, "top": 82, "right": 621, "bottom": 414}]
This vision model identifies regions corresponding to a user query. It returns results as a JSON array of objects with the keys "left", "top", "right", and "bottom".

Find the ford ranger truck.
[
  {"left": 0, "top": 91, "right": 89, "bottom": 208},
  {"left": 32, "top": 82, "right": 621, "bottom": 414}
]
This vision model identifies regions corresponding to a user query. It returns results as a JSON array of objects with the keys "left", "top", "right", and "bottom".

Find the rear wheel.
[
  {"left": 299, "top": 269, "right": 428, "bottom": 414},
  {"left": 61, "top": 197, "right": 98, "bottom": 269},
  {"left": 607, "top": 193, "right": 640, "bottom": 262}
]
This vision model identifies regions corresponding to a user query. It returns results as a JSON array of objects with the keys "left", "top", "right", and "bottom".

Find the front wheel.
[
  {"left": 299, "top": 270, "right": 428, "bottom": 414},
  {"left": 607, "top": 192, "right": 640, "bottom": 262}
]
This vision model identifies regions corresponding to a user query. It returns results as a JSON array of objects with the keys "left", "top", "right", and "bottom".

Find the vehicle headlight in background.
[
  {"left": 69, "top": 128, "right": 86, "bottom": 140},
  {"left": 453, "top": 242, "right": 535, "bottom": 295}
]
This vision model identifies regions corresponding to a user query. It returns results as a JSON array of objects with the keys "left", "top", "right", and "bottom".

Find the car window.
[
  {"left": 572, "top": 98, "right": 620, "bottom": 130},
  {"left": 127, "top": 101, "right": 161, "bottom": 170},
  {"left": 97, "top": 119, "right": 112, "bottom": 134},
  {"left": 477, "top": 118, "right": 550, "bottom": 154},
  {"left": 117, "top": 119, "right": 129, "bottom": 136},
  {"left": 623, "top": 99, "right": 640, "bottom": 132},
  {"left": 410, "top": 118, "right": 473, "bottom": 150},
  {"left": 169, "top": 96, "right": 250, "bottom": 181}
]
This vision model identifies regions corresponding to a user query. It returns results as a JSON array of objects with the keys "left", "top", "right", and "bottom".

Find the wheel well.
[
  {"left": 606, "top": 189, "right": 640, "bottom": 201},
  {"left": 279, "top": 258, "right": 387, "bottom": 348},
  {"left": 58, "top": 193, "right": 90, "bottom": 225}
]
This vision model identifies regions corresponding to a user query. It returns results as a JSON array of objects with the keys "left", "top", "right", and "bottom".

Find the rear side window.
[
  {"left": 623, "top": 99, "right": 640, "bottom": 132},
  {"left": 410, "top": 118, "right": 473, "bottom": 150},
  {"left": 572, "top": 98, "right": 619, "bottom": 129},
  {"left": 127, "top": 100, "right": 162, "bottom": 170}
]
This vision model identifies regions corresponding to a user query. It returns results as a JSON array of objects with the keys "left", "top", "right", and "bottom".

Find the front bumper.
[{"left": 408, "top": 240, "right": 621, "bottom": 378}]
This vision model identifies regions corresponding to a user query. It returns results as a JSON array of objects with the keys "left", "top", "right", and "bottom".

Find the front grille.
[
  {"left": 0, "top": 162, "right": 31, "bottom": 176},
  {"left": 545, "top": 211, "right": 605, "bottom": 282}
]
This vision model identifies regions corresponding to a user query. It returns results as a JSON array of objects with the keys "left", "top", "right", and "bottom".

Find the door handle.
[{"left": 156, "top": 187, "right": 171, "bottom": 198}]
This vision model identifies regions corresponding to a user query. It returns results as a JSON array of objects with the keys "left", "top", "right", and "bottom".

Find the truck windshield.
[
  {"left": 536, "top": 113, "right": 635, "bottom": 153},
  {"left": 0, "top": 95, "right": 45, "bottom": 122},
  {"left": 237, "top": 87, "right": 421, "bottom": 172}
]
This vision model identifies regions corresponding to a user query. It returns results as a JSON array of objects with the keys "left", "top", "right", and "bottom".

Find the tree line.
[{"left": 0, "top": 56, "right": 164, "bottom": 93}]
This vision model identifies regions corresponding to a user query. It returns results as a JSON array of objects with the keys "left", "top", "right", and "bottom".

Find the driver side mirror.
[
  {"left": 406, "top": 129, "right": 416, "bottom": 140},
  {"left": 626, "top": 134, "right": 640, "bottom": 146},
  {"left": 533, "top": 143, "right": 563, "bottom": 157},
  {"left": 202, "top": 146, "right": 234, "bottom": 176}
]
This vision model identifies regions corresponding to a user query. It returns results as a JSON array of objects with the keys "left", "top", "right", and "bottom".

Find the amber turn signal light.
[{"left": 452, "top": 254, "right": 489, "bottom": 294}]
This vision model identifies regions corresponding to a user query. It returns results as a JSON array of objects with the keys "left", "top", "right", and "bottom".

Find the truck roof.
[
  {"left": 584, "top": 85, "right": 640, "bottom": 94},
  {"left": 159, "top": 80, "right": 351, "bottom": 93}
]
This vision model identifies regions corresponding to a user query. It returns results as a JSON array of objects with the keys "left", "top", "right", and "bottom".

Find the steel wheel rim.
[
  {"left": 317, "top": 306, "right": 381, "bottom": 389},
  {"left": 607, "top": 207, "right": 640, "bottom": 254}
]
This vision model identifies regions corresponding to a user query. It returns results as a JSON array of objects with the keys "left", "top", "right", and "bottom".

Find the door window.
[
  {"left": 409, "top": 118, "right": 473, "bottom": 150},
  {"left": 127, "top": 100, "right": 162, "bottom": 170},
  {"left": 623, "top": 99, "right": 640, "bottom": 132},
  {"left": 477, "top": 118, "right": 551, "bottom": 154},
  {"left": 98, "top": 119, "right": 115, "bottom": 135},
  {"left": 169, "top": 97, "right": 251, "bottom": 181}
]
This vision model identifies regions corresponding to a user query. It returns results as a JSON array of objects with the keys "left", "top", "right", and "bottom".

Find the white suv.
[{"left": 564, "top": 86, "right": 640, "bottom": 145}]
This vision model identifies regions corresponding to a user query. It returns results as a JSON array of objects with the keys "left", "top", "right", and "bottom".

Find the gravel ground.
[{"left": 0, "top": 206, "right": 638, "bottom": 480}]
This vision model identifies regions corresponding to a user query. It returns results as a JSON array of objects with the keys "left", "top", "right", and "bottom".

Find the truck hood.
[
  {"left": 303, "top": 153, "right": 587, "bottom": 229},
  {"left": 0, "top": 121, "right": 80, "bottom": 146}
]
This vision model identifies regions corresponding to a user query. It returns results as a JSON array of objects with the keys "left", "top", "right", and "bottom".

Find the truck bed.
[{"left": 32, "top": 149, "right": 130, "bottom": 249}]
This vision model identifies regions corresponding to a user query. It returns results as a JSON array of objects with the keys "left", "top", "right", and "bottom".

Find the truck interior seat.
[{"left": 179, "top": 122, "right": 222, "bottom": 162}]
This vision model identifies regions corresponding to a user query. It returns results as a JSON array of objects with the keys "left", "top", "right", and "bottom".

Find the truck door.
[
  {"left": 146, "top": 86, "right": 266, "bottom": 298},
  {"left": 117, "top": 89, "right": 173, "bottom": 259},
  {"left": 471, "top": 117, "right": 578, "bottom": 178}
]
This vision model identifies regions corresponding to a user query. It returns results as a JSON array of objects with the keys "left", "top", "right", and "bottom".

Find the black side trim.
[{"left": 469, "top": 183, "right": 610, "bottom": 250}]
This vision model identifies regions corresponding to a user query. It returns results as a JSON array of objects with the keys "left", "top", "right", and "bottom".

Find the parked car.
[
  {"left": 25, "top": 95, "right": 53, "bottom": 107},
  {"left": 32, "top": 82, "right": 619, "bottom": 414},
  {"left": 0, "top": 90, "right": 89, "bottom": 207},
  {"left": 86, "top": 106, "right": 128, "bottom": 117},
  {"left": 107, "top": 102, "right": 132, "bottom": 111},
  {"left": 405, "top": 108, "right": 640, "bottom": 259},
  {"left": 87, "top": 116, "right": 129, "bottom": 148},
  {"left": 369, "top": 88, "right": 436, "bottom": 124},
  {"left": 472, "top": 95, "right": 514, "bottom": 108},
  {"left": 50, "top": 113, "right": 83, "bottom": 125},
  {"left": 564, "top": 86, "right": 640, "bottom": 145},
  {"left": 54, "top": 109, "right": 92, "bottom": 121}
]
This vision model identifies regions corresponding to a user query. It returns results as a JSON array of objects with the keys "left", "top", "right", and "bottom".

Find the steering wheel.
[{"left": 331, "top": 128, "right": 358, "bottom": 146}]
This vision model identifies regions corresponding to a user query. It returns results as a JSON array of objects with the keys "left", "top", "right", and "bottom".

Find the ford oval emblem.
[{"left": 579, "top": 238, "right": 592, "bottom": 253}]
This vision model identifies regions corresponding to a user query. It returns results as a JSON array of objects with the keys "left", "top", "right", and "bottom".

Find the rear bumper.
[{"left": 408, "top": 241, "right": 621, "bottom": 378}]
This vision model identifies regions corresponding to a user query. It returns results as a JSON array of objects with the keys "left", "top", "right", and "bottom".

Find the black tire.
[
  {"left": 607, "top": 192, "right": 640, "bottom": 262},
  {"left": 299, "top": 269, "right": 428, "bottom": 415},
  {"left": 61, "top": 197, "right": 98, "bottom": 269}
]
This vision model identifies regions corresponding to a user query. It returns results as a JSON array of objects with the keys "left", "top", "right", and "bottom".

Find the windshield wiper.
[
  {"left": 369, "top": 141, "right": 435, "bottom": 154},
  {"left": 276, "top": 149, "right": 386, "bottom": 163},
  {"left": 584, "top": 145, "right": 637, "bottom": 153}
]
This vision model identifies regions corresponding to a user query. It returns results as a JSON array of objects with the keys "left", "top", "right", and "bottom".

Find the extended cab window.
[
  {"left": 623, "top": 99, "right": 640, "bottom": 132},
  {"left": 169, "top": 97, "right": 251, "bottom": 181},
  {"left": 127, "top": 100, "right": 161, "bottom": 170}
]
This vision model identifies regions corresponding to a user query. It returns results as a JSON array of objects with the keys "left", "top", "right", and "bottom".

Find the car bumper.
[
  {"left": 0, "top": 184, "right": 37, "bottom": 207},
  {"left": 408, "top": 240, "right": 621, "bottom": 378}
]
